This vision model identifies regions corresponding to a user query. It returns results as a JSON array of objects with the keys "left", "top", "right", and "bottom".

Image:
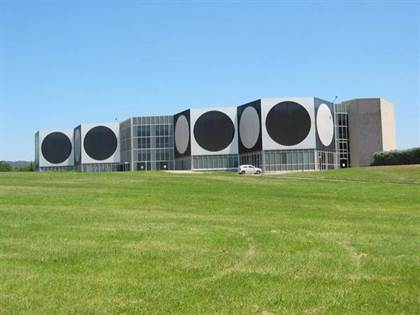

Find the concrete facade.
[
  {"left": 380, "top": 98, "right": 397, "bottom": 151},
  {"left": 344, "top": 98, "right": 396, "bottom": 167}
]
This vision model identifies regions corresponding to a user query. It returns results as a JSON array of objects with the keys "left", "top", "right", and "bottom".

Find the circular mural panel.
[
  {"left": 175, "top": 115, "right": 190, "bottom": 154},
  {"left": 316, "top": 103, "right": 334, "bottom": 146},
  {"left": 74, "top": 128, "right": 81, "bottom": 164},
  {"left": 83, "top": 126, "right": 117, "bottom": 160},
  {"left": 239, "top": 106, "right": 260, "bottom": 149},
  {"left": 193, "top": 111, "right": 235, "bottom": 152},
  {"left": 41, "top": 132, "right": 72, "bottom": 164},
  {"left": 265, "top": 101, "right": 311, "bottom": 146}
]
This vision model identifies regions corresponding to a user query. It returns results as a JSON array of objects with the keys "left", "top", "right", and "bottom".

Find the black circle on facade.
[
  {"left": 266, "top": 101, "right": 311, "bottom": 146},
  {"left": 41, "top": 132, "right": 72, "bottom": 164},
  {"left": 193, "top": 111, "right": 235, "bottom": 152},
  {"left": 84, "top": 126, "right": 117, "bottom": 160}
]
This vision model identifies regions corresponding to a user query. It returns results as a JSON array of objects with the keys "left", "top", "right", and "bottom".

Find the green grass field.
[{"left": 0, "top": 165, "right": 419, "bottom": 314}]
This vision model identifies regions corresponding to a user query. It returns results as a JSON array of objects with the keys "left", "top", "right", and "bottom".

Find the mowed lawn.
[{"left": 0, "top": 166, "right": 419, "bottom": 314}]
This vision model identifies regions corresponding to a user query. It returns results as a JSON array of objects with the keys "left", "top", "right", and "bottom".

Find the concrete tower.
[{"left": 343, "top": 98, "right": 396, "bottom": 167}]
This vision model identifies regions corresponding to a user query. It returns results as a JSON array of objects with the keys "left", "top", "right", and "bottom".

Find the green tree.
[{"left": 0, "top": 161, "right": 12, "bottom": 172}]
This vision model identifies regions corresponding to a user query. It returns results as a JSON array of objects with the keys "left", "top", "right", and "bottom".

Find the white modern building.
[{"left": 35, "top": 96, "right": 396, "bottom": 172}]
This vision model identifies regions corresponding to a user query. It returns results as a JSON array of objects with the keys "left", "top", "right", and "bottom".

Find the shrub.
[
  {"left": 372, "top": 147, "right": 420, "bottom": 166},
  {"left": 0, "top": 161, "right": 13, "bottom": 172},
  {"left": 15, "top": 162, "right": 35, "bottom": 172}
]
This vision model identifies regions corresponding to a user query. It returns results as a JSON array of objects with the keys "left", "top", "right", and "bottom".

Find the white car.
[{"left": 238, "top": 165, "right": 262, "bottom": 175}]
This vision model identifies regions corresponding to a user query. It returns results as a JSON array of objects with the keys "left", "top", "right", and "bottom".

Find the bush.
[
  {"left": 0, "top": 161, "right": 13, "bottom": 172},
  {"left": 15, "top": 162, "right": 35, "bottom": 172},
  {"left": 372, "top": 147, "right": 420, "bottom": 166}
]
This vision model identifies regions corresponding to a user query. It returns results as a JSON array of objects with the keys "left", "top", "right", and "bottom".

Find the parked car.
[{"left": 238, "top": 165, "right": 262, "bottom": 175}]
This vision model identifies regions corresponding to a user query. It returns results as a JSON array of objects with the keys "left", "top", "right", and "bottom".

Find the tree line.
[{"left": 0, "top": 161, "right": 35, "bottom": 172}]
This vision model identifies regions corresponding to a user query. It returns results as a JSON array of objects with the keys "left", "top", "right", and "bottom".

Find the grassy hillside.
[
  {"left": 279, "top": 165, "right": 420, "bottom": 184},
  {"left": 0, "top": 166, "right": 419, "bottom": 314}
]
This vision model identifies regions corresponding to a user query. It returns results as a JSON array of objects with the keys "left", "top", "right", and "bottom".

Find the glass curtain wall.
[
  {"left": 192, "top": 154, "right": 239, "bottom": 171},
  {"left": 263, "top": 149, "right": 316, "bottom": 172},
  {"left": 131, "top": 116, "right": 175, "bottom": 171},
  {"left": 334, "top": 103, "right": 350, "bottom": 167},
  {"left": 80, "top": 163, "right": 120, "bottom": 172},
  {"left": 175, "top": 157, "right": 192, "bottom": 170},
  {"left": 316, "top": 150, "right": 337, "bottom": 170},
  {"left": 39, "top": 166, "right": 74, "bottom": 172},
  {"left": 119, "top": 118, "right": 132, "bottom": 170},
  {"left": 239, "top": 152, "right": 263, "bottom": 169}
]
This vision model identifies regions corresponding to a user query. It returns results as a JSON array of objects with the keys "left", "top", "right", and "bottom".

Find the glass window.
[
  {"left": 298, "top": 151, "right": 303, "bottom": 168},
  {"left": 274, "top": 151, "right": 280, "bottom": 165}
]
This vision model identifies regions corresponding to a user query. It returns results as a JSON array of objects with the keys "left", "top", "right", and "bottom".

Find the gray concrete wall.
[
  {"left": 344, "top": 98, "right": 396, "bottom": 167},
  {"left": 380, "top": 98, "right": 397, "bottom": 151}
]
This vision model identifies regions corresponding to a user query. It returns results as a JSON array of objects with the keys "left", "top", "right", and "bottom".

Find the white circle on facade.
[
  {"left": 175, "top": 115, "right": 189, "bottom": 154},
  {"left": 239, "top": 106, "right": 260, "bottom": 149},
  {"left": 316, "top": 104, "right": 334, "bottom": 146}
]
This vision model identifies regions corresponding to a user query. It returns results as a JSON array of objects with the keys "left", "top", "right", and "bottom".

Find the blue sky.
[{"left": 0, "top": 0, "right": 419, "bottom": 160}]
